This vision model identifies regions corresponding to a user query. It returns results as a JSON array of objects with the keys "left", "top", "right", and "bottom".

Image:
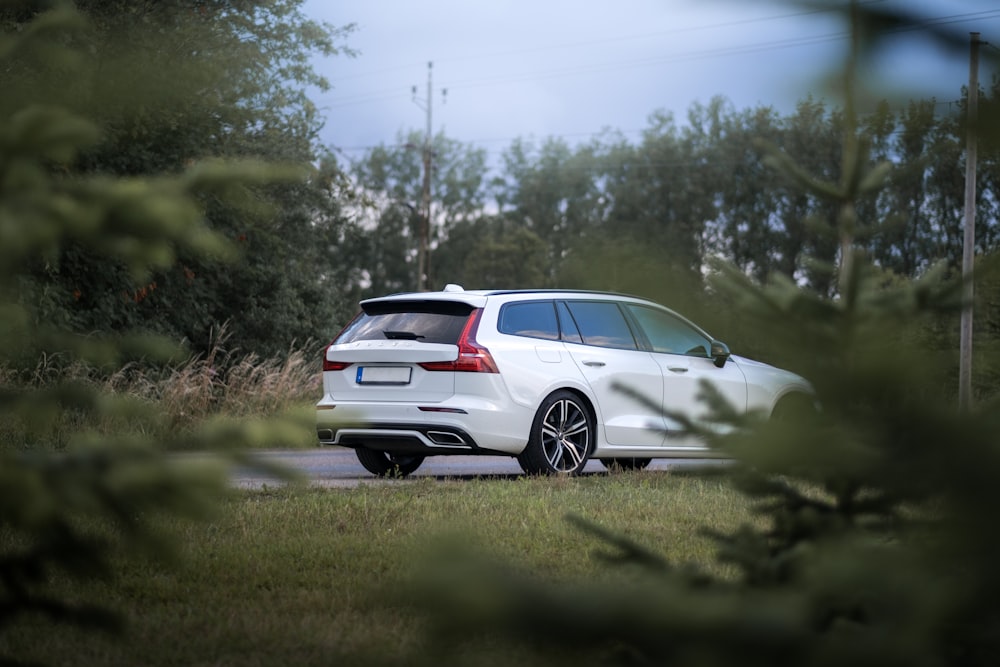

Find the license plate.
[{"left": 356, "top": 366, "right": 412, "bottom": 385}]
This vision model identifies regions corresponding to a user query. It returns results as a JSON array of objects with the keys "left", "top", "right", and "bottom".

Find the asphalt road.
[{"left": 230, "top": 447, "right": 727, "bottom": 489}]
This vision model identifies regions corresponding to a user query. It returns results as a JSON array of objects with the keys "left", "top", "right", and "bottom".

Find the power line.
[
  {"left": 439, "top": 33, "right": 853, "bottom": 93},
  {"left": 318, "top": 8, "right": 998, "bottom": 161},
  {"left": 320, "top": 8, "right": 1000, "bottom": 110},
  {"left": 327, "top": 0, "right": 890, "bottom": 84}
]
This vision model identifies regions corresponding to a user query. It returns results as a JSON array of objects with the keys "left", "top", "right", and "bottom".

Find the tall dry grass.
[
  {"left": 154, "top": 329, "right": 321, "bottom": 425},
  {"left": 0, "top": 326, "right": 322, "bottom": 451}
]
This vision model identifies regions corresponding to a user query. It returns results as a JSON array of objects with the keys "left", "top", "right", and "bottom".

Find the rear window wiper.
[{"left": 383, "top": 330, "right": 425, "bottom": 340}]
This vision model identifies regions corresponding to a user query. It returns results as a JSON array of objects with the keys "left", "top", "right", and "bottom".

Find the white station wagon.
[{"left": 316, "top": 286, "right": 811, "bottom": 477}]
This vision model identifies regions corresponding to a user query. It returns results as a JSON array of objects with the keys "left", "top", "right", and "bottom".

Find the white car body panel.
[
  {"left": 563, "top": 343, "right": 666, "bottom": 448},
  {"left": 326, "top": 340, "right": 458, "bottom": 363}
]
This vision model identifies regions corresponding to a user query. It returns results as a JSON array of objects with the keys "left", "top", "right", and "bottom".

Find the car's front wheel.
[
  {"left": 517, "top": 390, "right": 593, "bottom": 475},
  {"left": 355, "top": 448, "right": 425, "bottom": 477}
]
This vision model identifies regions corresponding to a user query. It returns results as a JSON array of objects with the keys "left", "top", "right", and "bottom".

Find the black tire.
[
  {"left": 600, "top": 457, "right": 652, "bottom": 472},
  {"left": 517, "top": 390, "right": 593, "bottom": 475},
  {"left": 355, "top": 448, "right": 425, "bottom": 478}
]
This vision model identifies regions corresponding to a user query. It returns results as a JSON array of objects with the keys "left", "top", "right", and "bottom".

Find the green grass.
[{"left": 1, "top": 472, "right": 751, "bottom": 666}]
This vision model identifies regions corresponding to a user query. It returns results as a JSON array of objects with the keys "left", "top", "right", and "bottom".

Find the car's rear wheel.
[
  {"left": 355, "top": 448, "right": 425, "bottom": 477},
  {"left": 517, "top": 390, "right": 593, "bottom": 475},
  {"left": 600, "top": 457, "right": 652, "bottom": 472}
]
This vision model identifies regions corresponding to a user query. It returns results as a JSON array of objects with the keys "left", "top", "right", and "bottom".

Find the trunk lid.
[{"left": 323, "top": 298, "right": 480, "bottom": 403}]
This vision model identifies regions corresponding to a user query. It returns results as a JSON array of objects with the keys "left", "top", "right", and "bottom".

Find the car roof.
[
  {"left": 361, "top": 286, "right": 647, "bottom": 306},
  {"left": 360, "top": 285, "right": 681, "bottom": 312},
  {"left": 359, "top": 286, "right": 714, "bottom": 338}
]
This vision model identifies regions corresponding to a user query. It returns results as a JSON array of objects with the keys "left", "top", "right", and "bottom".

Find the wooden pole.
[{"left": 959, "top": 32, "right": 980, "bottom": 410}]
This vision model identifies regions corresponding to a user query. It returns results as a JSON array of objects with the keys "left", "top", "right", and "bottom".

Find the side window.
[
  {"left": 498, "top": 301, "right": 560, "bottom": 340},
  {"left": 625, "top": 304, "right": 711, "bottom": 357},
  {"left": 563, "top": 301, "right": 638, "bottom": 350}
]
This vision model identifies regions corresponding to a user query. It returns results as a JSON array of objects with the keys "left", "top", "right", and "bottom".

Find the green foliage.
[
  {"left": 403, "top": 4, "right": 1000, "bottom": 666},
  {"left": 496, "top": 136, "right": 606, "bottom": 283},
  {"left": 0, "top": 2, "right": 321, "bottom": 650},
  {"left": 349, "top": 130, "right": 490, "bottom": 292},
  {"left": 2, "top": 0, "right": 357, "bottom": 358},
  {"left": 435, "top": 218, "right": 549, "bottom": 289},
  {"left": 346, "top": 83, "right": 999, "bottom": 313}
]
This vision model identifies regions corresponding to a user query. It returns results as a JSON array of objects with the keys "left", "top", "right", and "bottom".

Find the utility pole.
[
  {"left": 960, "top": 32, "right": 981, "bottom": 410},
  {"left": 411, "top": 62, "right": 446, "bottom": 292}
]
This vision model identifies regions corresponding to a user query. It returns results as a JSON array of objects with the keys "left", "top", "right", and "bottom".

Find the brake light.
[
  {"left": 322, "top": 341, "right": 352, "bottom": 371},
  {"left": 322, "top": 313, "right": 362, "bottom": 372},
  {"left": 419, "top": 308, "right": 499, "bottom": 373}
]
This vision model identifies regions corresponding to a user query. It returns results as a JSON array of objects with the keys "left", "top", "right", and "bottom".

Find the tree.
[
  {"left": 977, "top": 76, "right": 1000, "bottom": 253},
  {"left": 349, "top": 130, "right": 491, "bottom": 294},
  {"left": 2, "top": 0, "right": 356, "bottom": 357},
  {"left": 706, "top": 97, "right": 846, "bottom": 293},
  {"left": 865, "top": 99, "right": 937, "bottom": 277},
  {"left": 459, "top": 220, "right": 548, "bottom": 289},
  {"left": 409, "top": 3, "right": 1000, "bottom": 666},
  {"left": 0, "top": 3, "right": 317, "bottom": 651},
  {"left": 497, "top": 137, "right": 604, "bottom": 284},
  {"left": 707, "top": 101, "right": 787, "bottom": 282}
]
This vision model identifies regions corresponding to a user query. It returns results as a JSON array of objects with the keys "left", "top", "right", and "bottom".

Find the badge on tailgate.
[{"left": 356, "top": 366, "right": 412, "bottom": 385}]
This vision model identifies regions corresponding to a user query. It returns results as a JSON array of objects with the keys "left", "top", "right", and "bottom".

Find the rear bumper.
[
  {"left": 316, "top": 397, "right": 532, "bottom": 456},
  {"left": 316, "top": 422, "right": 511, "bottom": 456}
]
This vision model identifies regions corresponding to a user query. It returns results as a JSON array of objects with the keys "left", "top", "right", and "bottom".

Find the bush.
[
  {"left": 0, "top": 5, "right": 314, "bottom": 649},
  {"left": 409, "top": 4, "right": 1000, "bottom": 666}
]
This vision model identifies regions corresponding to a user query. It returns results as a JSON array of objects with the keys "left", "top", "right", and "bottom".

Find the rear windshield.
[{"left": 335, "top": 300, "right": 475, "bottom": 345}]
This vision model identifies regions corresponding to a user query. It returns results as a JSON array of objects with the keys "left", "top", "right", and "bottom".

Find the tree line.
[
  {"left": 351, "top": 89, "right": 1000, "bottom": 302},
  {"left": 5, "top": 1, "right": 999, "bottom": 367}
]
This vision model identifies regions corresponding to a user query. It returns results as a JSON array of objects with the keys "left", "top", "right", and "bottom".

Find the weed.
[{"left": 0, "top": 328, "right": 321, "bottom": 451}]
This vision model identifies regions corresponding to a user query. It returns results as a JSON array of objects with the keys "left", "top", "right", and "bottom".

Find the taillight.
[
  {"left": 420, "top": 309, "right": 499, "bottom": 373},
  {"left": 323, "top": 357, "right": 350, "bottom": 372},
  {"left": 322, "top": 313, "right": 362, "bottom": 372},
  {"left": 322, "top": 342, "right": 352, "bottom": 371},
  {"left": 323, "top": 344, "right": 351, "bottom": 371}
]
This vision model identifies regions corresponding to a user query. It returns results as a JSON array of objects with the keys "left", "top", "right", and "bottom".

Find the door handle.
[
  {"left": 582, "top": 360, "right": 606, "bottom": 367},
  {"left": 667, "top": 366, "right": 688, "bottom": 373}
]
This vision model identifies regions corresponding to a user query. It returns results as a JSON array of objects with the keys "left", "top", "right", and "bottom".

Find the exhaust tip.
[{"left": 427, "top": 430, "right": 468, "bottom": 447}]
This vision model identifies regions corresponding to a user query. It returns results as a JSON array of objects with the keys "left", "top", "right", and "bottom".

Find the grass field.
[
  {"left": 1, "top": 342, "right": 755, "bottom": 665},
  {"left": 0, "top": 472, "right": 751, "bottom": 666}
]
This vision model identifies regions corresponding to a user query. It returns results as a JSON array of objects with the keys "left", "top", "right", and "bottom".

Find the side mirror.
[{"left": 710, "top": 340, "right": 731, "bottom": 368}]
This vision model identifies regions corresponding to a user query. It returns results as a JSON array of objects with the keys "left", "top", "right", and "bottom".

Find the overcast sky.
[{"left": 303, "top": 0, "right": 999, "bottom": 165}]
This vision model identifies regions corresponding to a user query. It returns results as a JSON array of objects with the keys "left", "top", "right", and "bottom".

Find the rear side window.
[
  {"left": 498, "top": 301, "right": 560, "bottom": 340},
  {"left": 564, "top": 301, "right": 638, "bottom": 350},
  {"left": 556, "top": 301, "right": 582, "bottom": 344},
  {"left": 335, "top": 300, "right": 474, "bottom": 344}
]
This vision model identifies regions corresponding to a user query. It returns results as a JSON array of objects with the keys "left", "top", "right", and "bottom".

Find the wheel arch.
[{"left": 769, "top": 390, "right": 818, "bottom": 420}]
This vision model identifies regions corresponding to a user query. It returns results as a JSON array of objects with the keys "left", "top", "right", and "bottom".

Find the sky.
[{"left": 302, "top": 0, "right": 1000, "bottom": 167}]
